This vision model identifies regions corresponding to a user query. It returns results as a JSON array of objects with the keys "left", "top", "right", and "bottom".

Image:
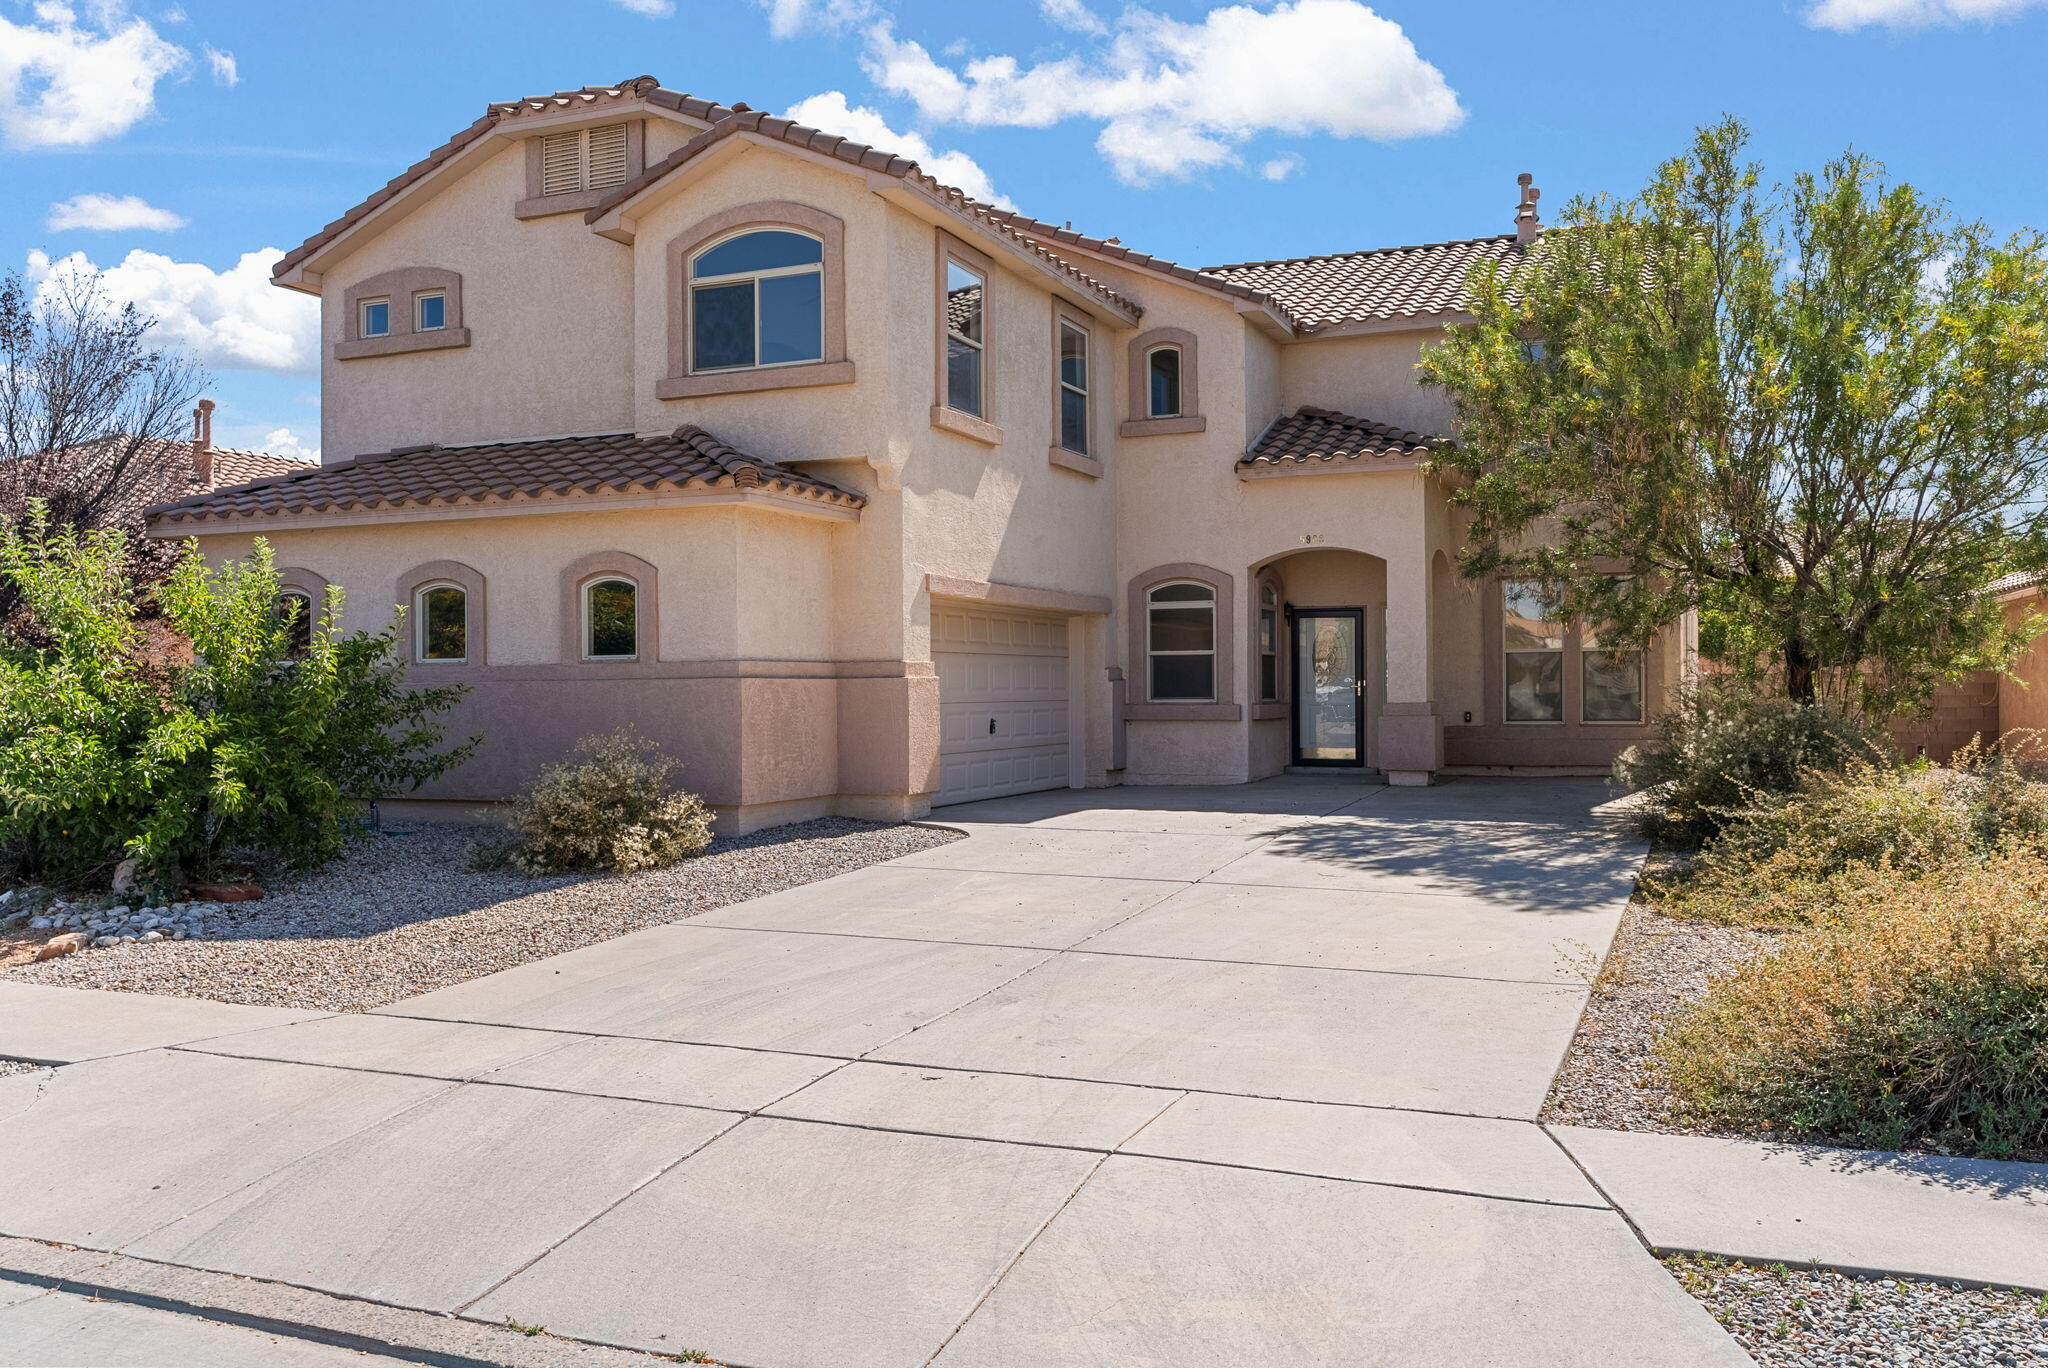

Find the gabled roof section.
[
  {"left": 1240, "top": 407, "right": 1440, "bottom": 475},
  {"left": 586, "top": 109, "right": 1139, "bottom": 324},
  {"left": 1203, "top": 235, "right": 1528, "bottom": 331},
  {"left": 981, "top": 208, "right": 1301, "bottom": 332},
  {"left": 144, "top": 426, "right": 864, "bottom": 529},
  {"left": 272, "top": 76, "right": 739, "bottom": 284}
]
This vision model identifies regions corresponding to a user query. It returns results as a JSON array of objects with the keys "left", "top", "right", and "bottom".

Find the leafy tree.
[
  {"left": 1420, "top": 117, "right": 2048, "bottom": 710},
  {"left": 0, "top": 511, "right": 477, "bottom": 885}
]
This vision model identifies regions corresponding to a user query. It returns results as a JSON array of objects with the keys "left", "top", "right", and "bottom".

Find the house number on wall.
[{"left": 1300, "top": 533, "right": 1325, "bottom": 545}]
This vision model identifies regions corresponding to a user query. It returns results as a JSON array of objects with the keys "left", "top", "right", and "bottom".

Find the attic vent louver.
[{"left": 539, "top": 123, "right": 630, "bottom": 196}]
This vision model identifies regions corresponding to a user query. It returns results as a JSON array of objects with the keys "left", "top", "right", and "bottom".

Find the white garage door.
[{"left": 933, "top": 601, "right": 1070, "bottom": 806}]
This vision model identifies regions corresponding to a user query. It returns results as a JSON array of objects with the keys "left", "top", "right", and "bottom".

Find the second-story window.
[
  {"left": 944, "top": 260, "right": 986, "bottom": 417},
  {"left": 539, "top": 123, "right": 630, "bottom": 196},
  {"left": 1147, "top": 346, "right": 1182, "bottom": 418},
  {"left": 415, "top": 292, "right": 446, "bottom": 332},
  {"left": 360, "top": 298, "right": 390, "bottom": 339},
  {"left": 1058, "top": 321, "right": 1091, "bottom": 455},
  {"left": 690, "top": 229, "right": 825, "bottom": 373}
]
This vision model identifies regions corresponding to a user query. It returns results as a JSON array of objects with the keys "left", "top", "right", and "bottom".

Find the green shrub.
[
  {"left": 1650, "top": 747, "right": 2048, "bottom": 926},
  {"left": 1656, "top": 851, "right": 2048, "bottom": 1159},
  {"left": 0, "top": 511, "right": 474, "bottom": 884},
  {"left": 1614, "top": 690, "right": 1893, "bottom": 845},
  {"left": 468, "top": 728, "right": 713, "bottom": 876}
]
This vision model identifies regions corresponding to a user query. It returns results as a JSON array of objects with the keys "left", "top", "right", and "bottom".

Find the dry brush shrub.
[
  {"left": 468, "top": 728, "right": 713, "bottom": 876},
  {"left": 1656, "top": 850, "right": 2048, "bottom": 1159}
]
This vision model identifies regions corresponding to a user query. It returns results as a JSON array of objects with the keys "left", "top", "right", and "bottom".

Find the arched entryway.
[{"left": 1248, "top": 548, "right": 1389, "bottom": 776}]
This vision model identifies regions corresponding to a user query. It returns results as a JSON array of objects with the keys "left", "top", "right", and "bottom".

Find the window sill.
[
  {"left": 1124, "top": 702, "right": 1241, "bottom": 721},
  {"left": 336, "top": 328, "right": 471, "bottom": 361},
  {"left": 1118, "top": 415, "right": 1207, "bottom": 437},
  {"left": 930, "top": 405, "right": 1003, "bottom": 446},
  {"left": 1251, "top": 701, "right": 1287, "bottom": 721},
  {"left": 1048, "top": 446, "right": 1103, "bottom": 479},
  {"left": 514, "top": 188, "right": 612, "bottom": 220},
  {"left": 658, "top": 360, "right": 855, "bottom": 399}
]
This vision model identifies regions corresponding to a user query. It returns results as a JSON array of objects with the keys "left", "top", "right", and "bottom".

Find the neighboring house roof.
[
  {"left": 585, "top": 108, "right": 1139, "bottom": 323},
  {"left": 144, "top": 426, "right": 864, "bottom": 529},
  {"left": 37, "top": 434, "right": 313, "bottom": 522},
  {"left": 1240, "top": 407, "right": 1439, "bottom": 474},
  {"left": 1987, "top": 569, "right": 2047, "bottom": 598},
  {"left": 1203, "top": 235, "right": 1527, "bottom": 330}
]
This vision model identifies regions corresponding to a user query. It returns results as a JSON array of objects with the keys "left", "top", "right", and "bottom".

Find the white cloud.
[
  {"left": 861, "top": 0, "right": 1462, "bottom": 185},
  {"left": 784, "top": 90, "right": 1013, "bottom": 208},
  {"left": 1259, "top": 152, "right": 1304, "bottom": 181},
  {"left": 609, "top": 0, "right": 675, "bottom": 14},
  {"left": 760, "top": 0, "right": 875, "bottom": 39},
  {"left": 201, "top": 42, "right": 236, "bottom": 85},
  {"left": 46, "top": 192, "right": 186, "bottom": 232},
  {"left": 25, "top": 246, "right": 320, "bottom": 375},
  {"left": 256, "top": 427, "right": 319, "bottom": 462},
  {"left": 0, "top": 3, "right": 188, "bottom": 148},
  {"left": 1807, "top": 0, "right": 2045, "bottom": 26},
  {"left": 1040, "top": 0, "right": 1107, "bottom": 35}
]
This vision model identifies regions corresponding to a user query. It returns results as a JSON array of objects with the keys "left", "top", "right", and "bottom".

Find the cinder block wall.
[{"left": 1889, "top": 671, "right": 2000, "bottom": 762}]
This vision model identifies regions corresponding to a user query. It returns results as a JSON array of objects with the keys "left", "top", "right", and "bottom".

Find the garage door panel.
[{"left": 934, "top": 602, "right": 1071, "bottom": 807}]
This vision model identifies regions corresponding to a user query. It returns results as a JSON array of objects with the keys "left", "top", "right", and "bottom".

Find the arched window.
[
  {"left": 584, "top": 578, "right": 638, "bottom": 660},
  {"left": 1147, "top": 581, "right": 1216, "bottom": 702},
  {"left": 1147, "top": 345, "right": 1182, "bottom": 418},
  {"left": 416, "top": 583, "right": 468, "bottom": 664},
  {"left": 690, "top": 229, "right": 824, "bottom": 373},
  {"left": 276, "top": 591, "right": 314, "bottom": 658}
]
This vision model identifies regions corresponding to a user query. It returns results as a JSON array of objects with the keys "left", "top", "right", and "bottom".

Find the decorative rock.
[
  {"left": 92, "top": 935, "right": 117, "bottom": 948},
  {"left": 35, "top": 931, "right": 91, "bottom": 960},
  {"left": 139, "top": 930, "right": 163, "bottom": 942},
  {"left": 110, "top": 857, "right": 140, "bottom": 894},
  {"left": 28, "top": 916, "right": 50, "bottom": 930}
]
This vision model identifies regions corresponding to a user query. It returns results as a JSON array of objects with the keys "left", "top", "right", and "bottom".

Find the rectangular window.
[
  {"left": 1059, "top": 321, "right": 1090, "bottom": 455},
  {"left": 943, "top": 259, "right": 985, "bottom": 417},
  {"left": 1258, "top": 587, "right": 1280, "bottom": 702},
  {"left": 539, "top": 123, "right": 630, "bottom": 196},
  {"left": 1148, "top": 347, "right": 1181, "bottom": 418},
  {"left": 1503, "top": 581, "right": 1565, "bottom": 722},
  {"left": 360, "top": 299, "right": 390, "bottom": 339},
  {"left": 1581, "top": 604, "right": 1645, "bottom": 723},
  {"left": 415, "top": 292, "right": 445, "bottom": 332}
]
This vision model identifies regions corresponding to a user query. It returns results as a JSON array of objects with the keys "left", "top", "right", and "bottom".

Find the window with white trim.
[
  {"left": 1258, "top": 583, "right": 1280, "bottom": 702},
  {"left": 538, "top": 122, "right": 630, "bottom": 196},
  {"left": 415, "top": 292, "right": 446, "bottom": 332},
  {"left": 360, "top": 298, "right": 390, "bottom": 339},
  {"left": 689, "top": 229, "right": 825, "bottom": 373},
  {"left": 415, "top": 583, "right": 468, "bottom": 663},
  {"left": 1148, "top": 581, "right": 1215, "bottom": 701},
  {"left": 1503, "top": 582, "right": 1564, "bottom": 722},
  {"left": 943, "top": 259, "right": 986, "bottom": 417},
  {"left": 1058, "top": 321, "right": 1091, "bottom": 455},
  {"left": 584, "top": 578, "right": 638, "bottom": 660},
  {"left": 1147, "top": 345, "right": 1182, "bottom": 418}
]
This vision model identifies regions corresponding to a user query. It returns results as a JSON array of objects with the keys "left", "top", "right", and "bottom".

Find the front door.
[{"left": 1292, "top": 609, "right": 1365, "bottom": 767}]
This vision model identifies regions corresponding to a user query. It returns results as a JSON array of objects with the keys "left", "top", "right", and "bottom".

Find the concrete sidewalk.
[{"left": 0, "top": 776, "right": 1758, "bottom": 1366}]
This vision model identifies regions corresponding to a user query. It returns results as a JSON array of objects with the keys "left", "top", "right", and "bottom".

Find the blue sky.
[{"left": 4, "top": 0, "right": 2045, "bottom": 460}]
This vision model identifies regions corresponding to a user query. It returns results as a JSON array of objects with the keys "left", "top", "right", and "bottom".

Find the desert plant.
[
  {"left": 1657, "top": 850, "right": 2048, "bottom": 1159},
  {"left": 1615, "top": 688, "right": 1894, "bottom": 844},
  {"left": 468, "top": 728, "right": 713, "bottom": 876},
  {"left": 0, "top": 511, "right": 474, "bottom": 884}
]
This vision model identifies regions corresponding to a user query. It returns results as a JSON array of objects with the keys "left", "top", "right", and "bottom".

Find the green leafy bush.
[
  {"left": 468, "top": 728, "right": 713, "bottom": 876},
  {"left": 1614, "top": 690, "right": 1895, "bottom": 844},
  {"left": 0, "top": 511, "right": 474, "bottom": 884},
  {"left": 1650, "top": 747, "right": 2048, "bottom": 926},
  {"left": 1657, "top": 851, "right": 2048, "bottom": 1159}
]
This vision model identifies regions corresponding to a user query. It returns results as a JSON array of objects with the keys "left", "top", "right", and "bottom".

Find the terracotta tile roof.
[
  {"left": 1987, "top": 569, "right": 2046, "bottom": 597},
  {"left": 45, "top": 435, "right": 314, "bottom": 522},
  {"left": 1240, "top": 407, "right": 1439, "bottom": 473},
  {"left": 587, "top": 109, "right": 1138, "bottom": 321},
  {"left": 1203, "top": 234, "right": 1529, "bottom": 330},
  {"left": 144, "top": 426, "right": 864, "bottom": 528},
  {"left": 980, "top": 208, "right": 1301, "bottom": 329}
]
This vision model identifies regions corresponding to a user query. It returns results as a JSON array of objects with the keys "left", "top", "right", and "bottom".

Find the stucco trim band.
[
  {"left": 151, "top": 486, "right": 862, "bottom": 536},
  {"left": 656, "top": 360, "right": 855, "bottom": 399},
  {"left": 930, "top": 405, "right": 1003, "bottom": 446},
  {"left": 1237, "top": 456, "right": 1426, "bottom": 481},
  {"left": 924, "top": 573, "right": 1110, "bottom": 617},
  {"left": 1048, "top": 446, "right": 1104, "bottom": 479}
]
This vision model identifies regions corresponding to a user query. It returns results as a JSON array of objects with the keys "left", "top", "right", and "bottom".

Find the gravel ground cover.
[
  {"left": 2, "top": 817, "right": 961, "bottom": 1012},
  {"left": 1544, "top": 869, "right": 1777, "bottom": 1132},
  {"left": 1667, "top": 1254, "right": 2048, "bottom": 1367},
  {"left": 0, "top": 1058, "right": 49, "bottom": 1078}
]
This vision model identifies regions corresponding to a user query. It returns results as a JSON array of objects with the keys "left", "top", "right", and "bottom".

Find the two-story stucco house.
[{"left": 145, "top": 76, "right": 1695, "bottom": 831}]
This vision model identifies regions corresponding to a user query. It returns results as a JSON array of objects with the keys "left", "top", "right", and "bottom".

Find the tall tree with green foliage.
[
  {"left": 0, "top": 512, "right": 476, "bottom": 884},
  {"left": 1420, "top": 117, "right": 2048, "bottom": 710}
]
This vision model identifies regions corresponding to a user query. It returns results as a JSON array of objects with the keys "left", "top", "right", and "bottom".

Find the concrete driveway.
[{"left": 0, "top": 777, "right": 1752, "bottom": 1367}]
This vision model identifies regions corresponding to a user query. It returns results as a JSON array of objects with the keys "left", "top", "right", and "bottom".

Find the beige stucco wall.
[{"left": 1275, "top": 328, "right": 1455, "bottom": 437}]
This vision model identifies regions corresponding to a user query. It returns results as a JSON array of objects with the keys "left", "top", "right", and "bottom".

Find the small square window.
[
  {"left": 360, "top": 299, "right": 390, "bottom": 339},
  {"left": 416, "top": 293, "right": 446, "bottom": 332}
]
